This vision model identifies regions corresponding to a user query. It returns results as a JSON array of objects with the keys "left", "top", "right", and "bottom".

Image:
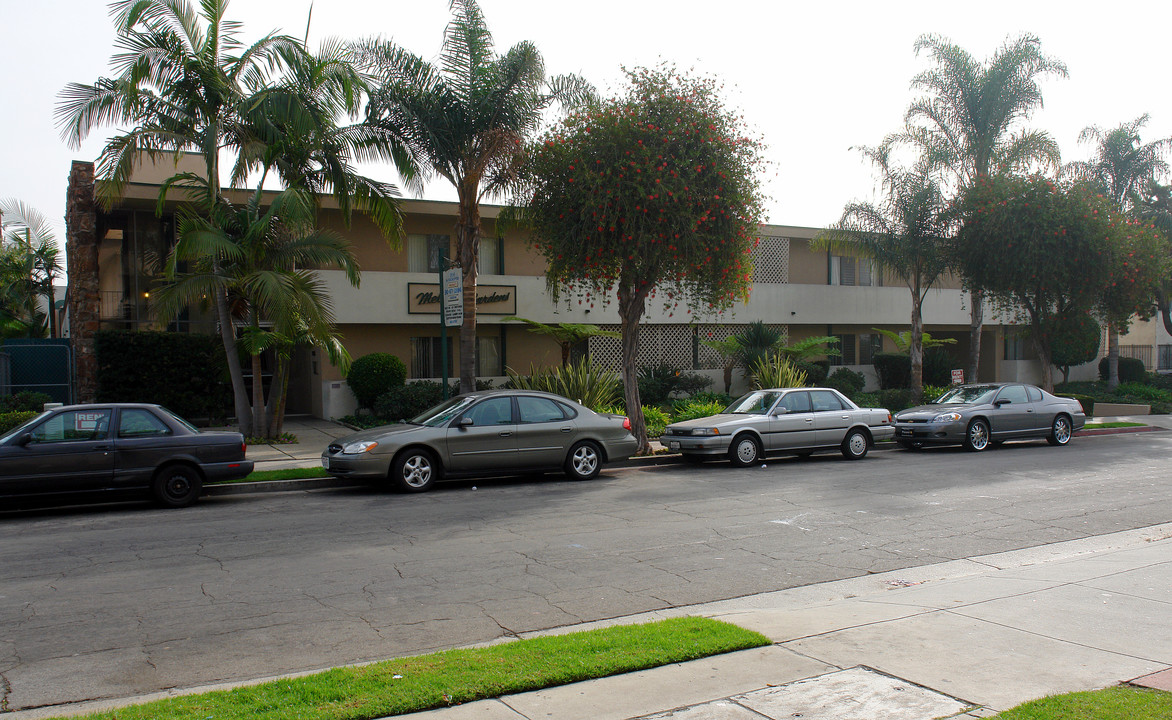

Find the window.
[
  {"left": 810, "top": 390, "right": 846, "bottom": 412},
  {"left": 478, "top": 236, "right": 502, "bottom": 276},
  {"left": 477, "top": 335, "right": 502, "bottom": 376},
  {"left": 829, "top": 334, "right": 855, "bottom": 366},
  {"left": 118, "top": 409, "right": 172, "bottom": 438},
  {"left": 1026, "top": 386, "right": 1042, "bottom": 402},
  {"left": 996, "top": 385, "right": 1030, "bottom": 404},
  {"left": 778, "top": 391, "right": 811, "bottom": 413},
  {"left": 1004, "top": 334, "right": 1027, "bottom": 361},
  {"left": 31, "top": 409, "right": 111, "bottom": 443},
  {"left": 1159, "top": 345, "right": 1172, "bottom": 371},
  {"left": 411, "top": 337, "right": 454, "bottom": 379},
  {"left": 829, "top": 256, "right": 882, "bottom": 286},
  {"left": 462, "top": 397, "right": 513, "bottom": 426},
  {"left": 408, "top": 234, "right": 451, "bottom": 273},
  {"left": 517, "top": 396, "right": 566, "bottom": 423},
  {"left": 859, "top": 333, "right": 883, "bottom": 365}
]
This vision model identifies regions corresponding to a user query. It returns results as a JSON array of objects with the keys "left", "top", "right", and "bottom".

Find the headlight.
[
  {"left": 691, "top": 428, "right": 721, "bottom": 436},
  {"left": 341, "top": 440, "right": 379, "bottom": 455},
  {"left": 931, "top": 412, "right": 963, "bottom": 423}
]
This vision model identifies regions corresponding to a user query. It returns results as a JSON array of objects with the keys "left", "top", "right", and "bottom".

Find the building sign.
[
  {"left": 408, "top": 283, "right": 517, "bottom": 316},
  {"left": 442, "top": 268, "right": 462, "bottom": 327}
]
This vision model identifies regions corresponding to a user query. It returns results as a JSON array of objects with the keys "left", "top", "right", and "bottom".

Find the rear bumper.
[{"left": 202, "top": 459, "right": 255, "bottom": 482}]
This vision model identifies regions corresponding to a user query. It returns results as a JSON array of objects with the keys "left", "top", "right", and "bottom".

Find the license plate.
[
  {"left": 669, "top": 441, "right": 681, "bottom": 450},
  {"left": 897, "top": 429, "right": 912, "bottom": 437},
  {"left": 321, "top": 456, "right": 330, "bottom": 469}
]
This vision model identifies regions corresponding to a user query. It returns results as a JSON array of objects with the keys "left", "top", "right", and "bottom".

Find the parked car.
[
  {"left": 661, "top": 387, "right": 895, "bottom": 466},
  {"left": 0, "top": 403, "right": 252, "bottom": 508},
  {"left": 322, "top": 390, "right": 638, "bottom": 492},
  {"left": 893, "top": 383, "right": 1086, "bottom": 451}
]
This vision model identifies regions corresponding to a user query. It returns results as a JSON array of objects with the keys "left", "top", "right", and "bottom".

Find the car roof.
[{"left": 45, "top": 402, "right": 164, "bottom": 412}]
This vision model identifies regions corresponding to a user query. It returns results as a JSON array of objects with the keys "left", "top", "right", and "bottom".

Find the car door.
[
  {"left": 768, "top": 391, "right": 816, "bottom": 451},
  {"left": 1024, "top": 385, "right": 1049, "bottom": 433},
  {"left": 991, "top": 384, "right": 1034, "bottom": 435},
  {"left": 513, "top": 395, "right": 575, "bottom": 469},
  {"left": 445, "top": 397, "right": 518, "bottom": 472},
  {"left": 0, "top": 407, "right": 116, "bottom": 494},
  {"left": 811, "top": 390, "right": 852, "bottom": 446},
  {"left": 113, "top": 407, "right": 180, "bottom": 486}
]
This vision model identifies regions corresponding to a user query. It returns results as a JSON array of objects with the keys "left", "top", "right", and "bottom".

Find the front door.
[
  {"left": 991, "top": 384, "right": 1035, "bottom": 435},
  {"left": 446, "top": 397, "right": 517, "bottom": 472},
  {"left": 0, "top": 408, "right": 115, "bottom": 494},
  {"left": 768, "top": 391, "right": 816, "bottom": 451}
]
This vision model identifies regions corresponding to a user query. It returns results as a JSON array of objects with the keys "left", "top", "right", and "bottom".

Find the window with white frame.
[
  {"left": 828, "top": 334, "right": 855, "bottom": 366},
  {"left": 408, "top": 234, "right": 451, "bottom": 273},
  {"left": 829, "top": 255, "right": 882, "bottom": 286},
  {"left": 478, "top": 237, "right": 502, "bottom": 276},
  {"left": 477, "top": 335, "right": 501, "bottom": 376}
]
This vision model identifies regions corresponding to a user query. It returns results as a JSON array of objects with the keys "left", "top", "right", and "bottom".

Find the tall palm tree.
[
  {"left": 894, "top": 33, "right": 1067, "bottom": 383},
  {"left": 817, "top": 150, "right": 953, "bottom": 402},
  {"left": 356, "top": 0, "right": 592, "bottom": 393},
  {"left": 1, "top": 200, "right": 63, "bottom": 339},
  {"left": 1065, "top": 115, "right": 1171, "bottom": 388}
]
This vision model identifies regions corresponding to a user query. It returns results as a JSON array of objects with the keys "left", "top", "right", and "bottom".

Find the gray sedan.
[
  {"left": 893, "top": 383, "right": 1086, "bottom": 451},
  {"left": 661, "top": 387, "right": 895, "bottom": 466},
  {"left": 322, "top": 390, "right": 639, "bottom": 492}
]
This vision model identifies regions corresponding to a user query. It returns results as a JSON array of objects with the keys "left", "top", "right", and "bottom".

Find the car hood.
[
  {"left": 666, "top": 414, "right": 761, "bottom": 431},
  {"left": 896, "top": 403, "right": 985, "bottom": 420},
  {"left": 334, "top": 423, "right": 426, "bottom": 445}
]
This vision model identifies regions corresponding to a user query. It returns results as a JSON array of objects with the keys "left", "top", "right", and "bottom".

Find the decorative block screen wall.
[
  {"left": 589, "top": 324, "right": 788, "bottom": 371},
  {"left": 752, "top": 236, "right": 790, "bottom": 284}
]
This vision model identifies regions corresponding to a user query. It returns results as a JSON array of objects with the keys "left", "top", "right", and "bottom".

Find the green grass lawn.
[
  {"left": 1082, "top": 421, "right": 1148, "bottom": 429},
  {"left": 994, "top": 685, "right": 1172, "bottom": 719},
  {"left": 56, "top": 617, "right": 769, "bottom": 720},
  {"left": 208, "top": 466, "right": 330, "bottom": 485}
]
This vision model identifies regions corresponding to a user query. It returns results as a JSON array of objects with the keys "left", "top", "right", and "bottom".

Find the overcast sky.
[{"left": 3, "top": 0, "right": 1171, "bottom": 270}]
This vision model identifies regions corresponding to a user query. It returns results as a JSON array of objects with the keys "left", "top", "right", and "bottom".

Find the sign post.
[{"left": 439, "top": 250, "right": 462, "bottom": 399}]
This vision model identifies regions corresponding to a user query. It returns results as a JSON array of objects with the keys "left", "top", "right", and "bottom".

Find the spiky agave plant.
[
  {"left": 506, "top": 357, "right": 621, "bottom": 411},
  {"left": 749, "top": 352, "right": 809, "bottom": 390}
]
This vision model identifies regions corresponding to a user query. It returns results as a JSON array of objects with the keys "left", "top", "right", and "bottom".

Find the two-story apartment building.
[{"left": 67, "top": 155, "right": 1074, "bottom": 420}]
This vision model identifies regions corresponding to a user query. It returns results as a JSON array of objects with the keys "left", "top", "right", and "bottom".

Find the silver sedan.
[
  {"left": 893, "top": 383, "right": 1086, "bottom": 451},
  {"left": 322, "top": 390, "right": 638, "bottom": 492},
  {"left": 661, "top": 387, "right": 895, "bottom": 466}
]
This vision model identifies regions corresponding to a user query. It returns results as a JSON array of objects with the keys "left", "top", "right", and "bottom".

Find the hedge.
[{"left": 95, "top": 330, "right": 232, "bottom": 422}]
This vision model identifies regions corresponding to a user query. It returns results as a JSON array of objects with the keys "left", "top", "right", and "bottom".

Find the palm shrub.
[
  {"left": 347, "top": 353, "right": 408, "bottom": 411},
  {"left": 749, "top": 352, "right": 809, "bottom": 390},
  {"left": 671, "top": 400, "right": 728, "bottom": 423},
  {"left": 506, "top": 357, "right": 621, "bottom": 411}
]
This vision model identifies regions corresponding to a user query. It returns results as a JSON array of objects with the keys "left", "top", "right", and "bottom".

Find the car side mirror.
[
  {"left": 994, "top": 399, "right": 1010, "bottom": 407},
  {"left": 458, "top": 416, "right": 474, "bottom": 427},
  {"left": 14, "top": 433, "right": 33, "bottom": 446},
  {"left": 772, "top": 407, "right": 789, "bottom": 415}
]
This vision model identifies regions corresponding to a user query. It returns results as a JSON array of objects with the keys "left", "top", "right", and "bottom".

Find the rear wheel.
[
  {"left": 152, "top": 464, "right": 202, "bottom": 508},
  {"left": 1047, "top": 415, "right": 1073, "bottom": 446},
  {"left": 840, "top": 429, "right": 869, "bottom": 460},
  {"left": 728, "top": 435, "right": 761, "bottom": 467},
  {"left": 565, "top": 441, "right": 602, "bottom": 480},
  {"left": 963, "top": 419, "right": 990, "bottom": 452},
  {"left": 392, "top": 449, "right": 438, "bottom": 492}
]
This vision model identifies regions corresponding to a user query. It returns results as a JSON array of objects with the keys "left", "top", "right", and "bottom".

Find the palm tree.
[
  {"left": 356, "top": 0, "right": 592, "bottom": 393},
  {"left": 817, "top": 154, "right": 953, "bottom": 402},
  {"left": 1065, "top": 115, "right": 1171, "bottom": 388},
  {"left": 895, "top": 33, "right": 1067, "bottom": 382},
  {"left": 1, "top": 200, "right": 63, "bottom": 339}
]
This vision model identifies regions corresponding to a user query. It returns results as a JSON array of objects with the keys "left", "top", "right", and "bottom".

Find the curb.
[{"left": 1075, "top": 425, "right": 1161, "bottom": 436}]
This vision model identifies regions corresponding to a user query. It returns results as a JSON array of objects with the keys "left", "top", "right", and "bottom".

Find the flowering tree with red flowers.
[
  {"left": 954, "top": 174, "right": 1165, "bottom": 391},
  {"left": 519, "top": 66, "right": 767, "bottom": 452}
]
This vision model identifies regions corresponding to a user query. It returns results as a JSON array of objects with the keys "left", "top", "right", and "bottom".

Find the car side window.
[
  {"left": 463, "top": 397, "right": 514, "bottom": 426},
  {"left": 779, "top": 392, "right": 811, "bottom": 413},
  {"left": 118, "top": 409, "right": 173, "bottom": 438},
  {"left": 517, "top": 396, "right": 566, "bottom": 424},
  {"left": 997, "top": 385, "right": 1029, "bottom": 404},
  {"left": 810, "top": 391, "right": 844, "bottom": 412},
  {"left": 29, "top": 409, "right": 111, "bottom": 443},
  {"left": 1026, "top": 386, "right": 1042, "bottom": 402}
]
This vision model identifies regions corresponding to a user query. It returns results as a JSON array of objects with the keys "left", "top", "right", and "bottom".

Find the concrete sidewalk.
[{"left": 399, "top": 523, "right": 1172, "bottom": 720}]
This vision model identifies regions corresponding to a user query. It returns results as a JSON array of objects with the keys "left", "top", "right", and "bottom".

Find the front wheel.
[
  {"left": 565, "top": 441, "right": 602, "bottom": 480},
  {"left": 963, "top": 419, "right": 990, "bottom": 452},
  {"left": 728, "top": 435, "right": 761, "bottom": 467},
  {"left": 392, "top": 449, "right": 438, "bottom": 492},
  {"left": 840, "top": 429, "right": 869, "bottom": 460},
  {"left": 152, "top": 464, "right": 203, "bottom": 508},
  {"left": 1047, "top": 415, "right": 1073, "bottom": 446}
]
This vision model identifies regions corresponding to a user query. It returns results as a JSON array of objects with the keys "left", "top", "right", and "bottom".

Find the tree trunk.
[
  {"left": 65, "top": 161, "right": 101, "bottom": 403},
  {"left": 723, "top": 363, "right": 733, "bottom": 396},
  {"left": 1107, "top": 325, "right": 1120, "bottom": 390},
  {"left": 1030, "top": 324, "right": 1054, "bottom": 392},
  {"left": 455, "top": 189, "right": 480, "bottom": 395},
  {"left": 1159, "top": 291, "right": 1172, "bottom": 337},
  {"left": 617, "top": 282, "right": 650, "bottom": 455},
  {"left": 215, "top": 287, "right": 252, "bottom": 436},
  {"left": 967, "top": 289, "right": 983, "bottom": 383},
  {"left": 266, "top": 349, "right": 291, "bottom": 438},
  {"left": 909, "top": 292, "right": 924, "bottom": 404},
  {"left": 251, "top": 351, "right": 266, "bottom": 439}
]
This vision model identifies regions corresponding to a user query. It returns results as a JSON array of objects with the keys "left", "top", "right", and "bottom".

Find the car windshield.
[
  {"left": 933, "top": 386, "right": 999, "bottom": 405},
  {"left": 0, "top": 410, "right": 50, "bottom": 444},
  {"left": 410, "top": 396, "right": 477, "bottom": 427},
  {"left": 725, "top": 391, "right": 783, "bottom": 414}
]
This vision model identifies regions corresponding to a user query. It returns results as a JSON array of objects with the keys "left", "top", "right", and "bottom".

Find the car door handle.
[
  {"left": 560, "top": 427, "right": 573, "bottom": 433},
  {"left": 841, "top": 415, "right": 850, "bottom": 419},
  {"left": 805, "top": 418, "right": 814, "bottom": 423},
  {"left": 499, "top": 431, "right": 512, "bottom": 437},
  {"left": 94, "top": 444, "right": 112, "bottom": 450}
]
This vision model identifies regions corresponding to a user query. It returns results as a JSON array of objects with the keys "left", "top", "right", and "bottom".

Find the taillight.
[
  {"left": 622, "top": 417, "right": 632, "bottom": 431},
  {"left": 241, "top": 442, "right": 247, "bottom": 455}
]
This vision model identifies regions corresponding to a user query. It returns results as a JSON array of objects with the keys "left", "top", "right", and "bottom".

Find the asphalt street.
[{"left": 2, "top": 432, "right": 1170, "bottom": 714}]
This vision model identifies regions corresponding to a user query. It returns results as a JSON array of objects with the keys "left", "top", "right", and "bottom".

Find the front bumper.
[
  {"left": 320, "top": 451, "right": 392, "bottom": 479},
  {"left": 661, "top": 434, "right": 731, "bottom": 456},
  {"left": 893, "top": 421, "right": 966, "bottom": 444}
]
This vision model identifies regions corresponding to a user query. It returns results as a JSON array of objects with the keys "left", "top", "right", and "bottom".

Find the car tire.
[
  {"left": 151, "top": 464, "right": 203, "bottom": 508},
  {"left": 392, "top": 448, "right": 438, "bottom": 492},
  {"left": 728, "top": 434, "right": 761, "bottom": 467},
  {"left": 1047, "top": 415, "right": 1073, "bottom": 446},
  {"left": 840, "top": 429, "right": 869, "bottom": 460},
  {"left": 565, "top": 441, "right": 602, "bottom": 480},
  {"left": 963, "top": 419, "right": 990, "bottom": 452}
]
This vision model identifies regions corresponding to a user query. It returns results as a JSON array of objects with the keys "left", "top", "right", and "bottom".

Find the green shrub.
[
  {"left": 749, "top": 353, "right": 809, "bottom": 389},
  {"left": 95, "top": 330, "right": 231, "bottom": 422},
  {"left": 347, "top": 353, "right": 408, "bottom": 410},
  {"left": 793, "top": 360, "right": 828, "bottom": 385},
  {"left": 0, "top": 410, "right": 40, "bottom": 434},
  {"left": 506, "top": 358, "right": 620, "bottom": 411},
  {"left": 641, "top": 406, "right": 670, "bottom": 438},
  {"left": 852, "top": 392, "right": 880, "bottom": 409},
  {"left": 921, "top": 384, "right": 949, "bottom": 403},
  {"left": 670, "top": 400, "right": 727, "bottom": 423},
  {"left": 0, "top": 391, "right": 52, "bottom": 413},
  {"left": 826, "top": 367, "right": 865, "bottom": 396},
  {"left": 1099, "top": 356, "right": 1147, "bottom": 384},
  {"left": 684, "top": 391, "right": 732, "bottom": 407},
  {"left": 374, "top": 381, "right": 445, "bottom": 422},
  {"left": 876, "top": 388, "right": 914, "bottom": 413},
  {"left": 1059, "top": 393, "right": 1096, "bottom": 417},
  {"left": 637, "top": 363, "right": 712, "bottom": 406},
  {"left": 872, "top": 352, "right": 910, "bottom": 389},
  {"left": 1113, "top": 382, "right": 1172, "bottom": 404},
  {"left": 923, "top": 347, "right": 956, "bottom": 386}
]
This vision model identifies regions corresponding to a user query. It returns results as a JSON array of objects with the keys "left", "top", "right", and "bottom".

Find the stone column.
[{"left": 65, "top": 161, "right": 101, "bottom": 403}]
